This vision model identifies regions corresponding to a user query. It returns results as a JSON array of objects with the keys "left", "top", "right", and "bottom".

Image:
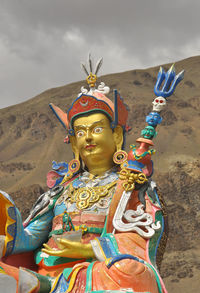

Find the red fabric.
[{"left": 2, "top": 251, "right": 38, "bottom": 271}]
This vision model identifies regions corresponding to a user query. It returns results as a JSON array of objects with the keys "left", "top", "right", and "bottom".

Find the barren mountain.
[{"left": 0, "top": 55, "right": 200, "bottom": 292}]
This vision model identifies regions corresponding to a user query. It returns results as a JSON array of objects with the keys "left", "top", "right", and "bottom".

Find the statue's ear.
[
  {"left": 113, "top": 125, "right": 124, "bottom": 151},
  {"left": 69, "top": 136, "right": 79, "bottom": 160}
]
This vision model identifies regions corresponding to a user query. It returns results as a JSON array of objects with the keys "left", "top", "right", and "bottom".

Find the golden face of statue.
[
  {"left": 74, "top": 113, "right": 116, "bottom": 160},
  {"left": 73, "top": 113, "right": 117, "bottom": 175}
]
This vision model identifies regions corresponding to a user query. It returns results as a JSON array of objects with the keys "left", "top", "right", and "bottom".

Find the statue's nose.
[{"left": 85, "top": 130, "right": 92, "bottom": 142}]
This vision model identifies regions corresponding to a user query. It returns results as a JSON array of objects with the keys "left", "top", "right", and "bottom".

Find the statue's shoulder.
[
  {"left": 46, "top": 160, "right": 81, "bottom": 188},
  {"left": 24, "top": 169, "right": 80, "bottom": 226},
  {"left": 23, "top": 185, "right": 64, "bottom": 226}
]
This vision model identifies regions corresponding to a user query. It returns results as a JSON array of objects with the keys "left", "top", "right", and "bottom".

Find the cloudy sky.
[{"left": 0, "top": 0, "right": 200, "bottom": 108}]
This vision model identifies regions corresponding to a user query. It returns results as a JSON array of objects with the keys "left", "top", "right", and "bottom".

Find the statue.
[{"left": 0, "top": 56, "right": 184, "bottom": 293}]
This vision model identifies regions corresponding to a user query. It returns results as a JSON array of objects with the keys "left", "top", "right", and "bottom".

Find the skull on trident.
[{"left": 152, "top": 96, "right": 166, "bottom": 112}]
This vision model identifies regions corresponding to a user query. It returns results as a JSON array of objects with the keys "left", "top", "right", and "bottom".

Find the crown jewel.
[{"left": 80, "top": 54, "right": 110, "bottom": 96}]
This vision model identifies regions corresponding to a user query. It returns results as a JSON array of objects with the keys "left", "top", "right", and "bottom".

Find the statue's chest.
[
  {"left": 54, "top": 179, "right": 117, "bottom": 215},
  {"left": 50, "top": 181, "right": 117, "bottom": 246}
]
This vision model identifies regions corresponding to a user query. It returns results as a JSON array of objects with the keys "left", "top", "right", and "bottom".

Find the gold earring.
[
  {"left": 68, "top": 158, "right": 80, "bottom": 174},
  {"left": 61, "top": 150, "right": 81, "bottom": 184},
  {"left": 113, "top": 150, "right": 128, "bottom": 165},
  {"left": 68, "top": 148, "right": 81, "bottom": 175}
]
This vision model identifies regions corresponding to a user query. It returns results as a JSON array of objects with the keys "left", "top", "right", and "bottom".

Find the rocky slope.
[{"left": 0, "top": 55, "right": 200, "bottom": 292}]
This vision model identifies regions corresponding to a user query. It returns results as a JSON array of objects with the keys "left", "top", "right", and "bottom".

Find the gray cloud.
[{"left": 0, "top": 0, "right": 200, "bottom": 108}]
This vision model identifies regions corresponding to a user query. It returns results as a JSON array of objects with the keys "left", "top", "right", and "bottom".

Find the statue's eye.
[
  {"left": 93, "top": 127, "right": 103, "bottom": 134},
  {"left": 76, "top": 130, "right": 85, "bottom": 137}
]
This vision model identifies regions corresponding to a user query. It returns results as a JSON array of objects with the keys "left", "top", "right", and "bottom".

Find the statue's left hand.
[{"left": 42, "top": 239, "right": 95, "bottom": 259}]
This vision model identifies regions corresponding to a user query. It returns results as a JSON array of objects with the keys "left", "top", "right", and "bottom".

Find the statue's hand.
[{"left": 42, "top": 239, "right": 95, "bottom": 259}]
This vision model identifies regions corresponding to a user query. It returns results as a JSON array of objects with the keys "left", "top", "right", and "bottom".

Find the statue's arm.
[
  {"left": 11, "top": 208, "right": 54, "bottom": 254},
  {"left": 0, "top": 189, "right": 59, "bottom": 257}
]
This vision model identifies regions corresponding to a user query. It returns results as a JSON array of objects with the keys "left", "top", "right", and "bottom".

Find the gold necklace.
[{"left": 70, "top": 181, "right": 117, "bottom": 210}]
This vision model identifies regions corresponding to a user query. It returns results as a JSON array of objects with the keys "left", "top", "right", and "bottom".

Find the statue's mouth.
[{"left": 85, "top": 144, "right": 96, "bottom": 150}]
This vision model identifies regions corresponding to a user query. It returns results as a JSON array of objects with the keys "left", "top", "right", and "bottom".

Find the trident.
[{"left": 154, "top": 64, "right": 184, "bottom": 98}]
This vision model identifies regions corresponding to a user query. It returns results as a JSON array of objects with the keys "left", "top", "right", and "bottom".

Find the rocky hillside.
[{"left": 0, "top": 55, "right": 200, "bottom": 292}]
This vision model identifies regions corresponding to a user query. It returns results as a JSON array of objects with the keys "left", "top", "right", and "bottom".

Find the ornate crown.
[{"left": 49, "top": 55, "right": 129, "bottom": 142}]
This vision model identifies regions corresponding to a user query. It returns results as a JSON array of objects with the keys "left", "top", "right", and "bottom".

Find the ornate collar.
[{"left": 73, "top": 167, "right": 118, "bottom": 189}]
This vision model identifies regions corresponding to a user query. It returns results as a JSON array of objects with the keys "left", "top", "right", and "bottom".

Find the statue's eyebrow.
[{"left": 74, "top": 119, "right": 106, "bottom": 130}]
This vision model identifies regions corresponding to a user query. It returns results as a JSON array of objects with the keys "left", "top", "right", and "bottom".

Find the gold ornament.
[
  {"left": 113, "top": 150, "right": 128, "bottom": 165},
  {"left": 86, "top": 73, "right": 97, "bottom": 88},
  {"left": 119, "top": 168, "right": 147, "bottom": 191},
  {"left": 61, "top": 141, "right": 81, "bottom": 185},
  {"left": 70, "top": 181, "right": 117, "bottom": 210}
]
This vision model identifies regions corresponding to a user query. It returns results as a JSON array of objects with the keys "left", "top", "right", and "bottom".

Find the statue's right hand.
[
  {"left": 0, "top": 235, "right": 5, "bottom": 258},
  {"left": 42, "top": 239, "right": 95, "bottom": 259}
]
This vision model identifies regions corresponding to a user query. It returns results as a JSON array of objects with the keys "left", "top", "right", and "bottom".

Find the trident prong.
[{"left": 154, "top": 65, "right": 184, "bottom": 98}]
